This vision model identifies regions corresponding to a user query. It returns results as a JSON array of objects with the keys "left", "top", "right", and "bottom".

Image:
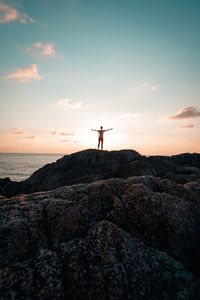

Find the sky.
[{"left": 0, "top": 0, "right": 200, "bottom": 155}]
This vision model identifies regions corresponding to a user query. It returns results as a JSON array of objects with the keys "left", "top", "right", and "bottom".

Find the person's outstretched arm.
[
  {"left": 91, "top": 129, "right": 98, "bottom": 131},
  {"left": 105, "top": 128, "right": 113, "bottom": 131}
]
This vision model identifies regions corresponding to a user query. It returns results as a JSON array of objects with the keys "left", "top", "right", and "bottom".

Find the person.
[{"left": 91, "top": 126, "right": 113, "bottom": 150}]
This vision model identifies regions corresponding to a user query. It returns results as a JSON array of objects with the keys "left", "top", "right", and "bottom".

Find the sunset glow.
[{"left": 0, "top": 0, "right": 200, "bottom": 155}]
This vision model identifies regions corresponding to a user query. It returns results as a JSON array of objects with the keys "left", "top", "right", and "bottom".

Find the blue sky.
[{"left": 0, "top": 0, "right": 200, "bottom": 154}]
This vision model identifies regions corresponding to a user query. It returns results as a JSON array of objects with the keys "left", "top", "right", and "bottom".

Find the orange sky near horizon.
[{"left": 0, "top": 119, "right": 199, "bottom": 156}]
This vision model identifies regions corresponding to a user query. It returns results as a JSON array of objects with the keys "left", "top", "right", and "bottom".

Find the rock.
[
  {"left": 184, "top": 181, "right": 200, "bottom": 198},
  {"left": 117, "top": 160, "right": 156, "bottom": 178},
  {"left": 34, "top": 249, "right": 64, "bottom": 299},
  {"left": 159, "top": 178, "right": 200, "bottom": 204},
  {"left": 61, "top": 221, "right": 199, "bottom": 300},
  {"left": 0, "top": 181, "right": 29, "bottom": 198},
  {"left": 175, "top": 166, "right": 200, "bottom": 182},
  {"left": 0, "top": 176, "right": 200, "bottom": 298},
  {"left": 0, "top": 260, "right": 34, "bottom": 299},
  {"left": 0, "top": 177, "right": 11, "bottom": 187},
  {"left": 0, "top": 195, "right": 7, "bottom": 201},
  {"left": 172, "top": 153, "right": 200, "bottom": 168},
  {"left": 143, "top": 156, "right": 175, "bottom": 176},
  {"left": 24, "top": 149, "right": 141, "bottom": 194},
  {"left": 0, "top": 149, "right": 200, "bottom": 198},
  {"left": 0, "top": 250, "right": 64, "bottom": 299},
  {"left": 162, "top": 172, "right": 188, "bottom": 184}
]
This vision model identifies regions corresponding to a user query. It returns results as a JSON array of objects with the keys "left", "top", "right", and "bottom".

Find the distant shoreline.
[{"left": 0, "top": 152, "right": 65, "bottom": 155}]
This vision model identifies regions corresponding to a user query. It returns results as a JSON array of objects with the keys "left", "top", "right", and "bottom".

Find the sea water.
[{"left": 0, "top": 153, "right": 63, "bottom": 182}]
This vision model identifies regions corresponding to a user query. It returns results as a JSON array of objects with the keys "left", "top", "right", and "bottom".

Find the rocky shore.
[
  {"left": 0, "top": 149, "right": 200, "bottom": 198},
  {"left": 0, "top": 149, "right": 200, "bottom": 299}
]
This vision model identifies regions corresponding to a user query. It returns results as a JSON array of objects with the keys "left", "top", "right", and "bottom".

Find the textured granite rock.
[{"left": 0, "top": 176, "right": 200, "bottom": 299}]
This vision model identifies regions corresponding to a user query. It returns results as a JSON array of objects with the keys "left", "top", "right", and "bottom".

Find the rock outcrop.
[
  {"left": 0, "top": 176, "right": 200, "bottom": 299},
  {"left": 0, "top": 149, "right": 200, "bottom": 198}
]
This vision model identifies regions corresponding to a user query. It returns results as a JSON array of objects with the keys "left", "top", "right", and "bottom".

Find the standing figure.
[{"left": 91, "top": 126, "right": 113, "bottom": 150}]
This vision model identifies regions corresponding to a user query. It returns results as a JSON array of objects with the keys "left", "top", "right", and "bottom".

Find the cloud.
[
  {"left": 29, "top": 17, "right": 35, "bottom": 23},
  {"left": 60, "top": 132, "right": 74, "bottom": 136},
  {"left": 32, "top": 42, "right": 56, "bottom": 57},
  {"left": 147, "top": 84, "right": 161, "bottom": 94},
  {"left": 2, "top": 127, "right": 25, "bottom": 137},
  {"left": 55, "top": 99, "right": 82, "bottom": 109},
  {"left": 25, "top": 136, "right": 35, "bottom": 139},
  {"left": 118, "top": 112, "right": 139, "bottom": 119},
  {"left": 12, "top": 128, "right": 25, "bottom": 134},
  {"left": 51, "top": 130, "right": 57, "bottom": 135},
  {"left": 140, "top": 82, "right": 150, "bottom": 88},
  {"left": 5, "top": 64, "right": 45, "bottom": 82},
  {"left": 60, "top": 139, "right": 70, "bottom": 142},
  {"left": 130, "top": 82, "right": 161, "bottom": 94},
  {"left": 0, "top": 1, "right": 19, "bottom": 23},
  {"left": 40, "top": 43, "right": 56, "bottom": 57},
  {"left": 50, "top": 130, "right": 75, "bottom": 136},
  {"left": 19, "top": 18, "right": 26, "bottom": 24},
  {"left": 34, "top": 42, "right": 43, "bottom": 48},
  {"left": 19, "top": 15, "right": 35, "bottom": 24},
  {"left": 179, "top": 124, "right": 195, "bottom": 129},
  {"left": 0, "top": 1, "right": 35, "bottom": 24},
  {"left": 168, "top": 106, "right": 200, "bottom": 120}
]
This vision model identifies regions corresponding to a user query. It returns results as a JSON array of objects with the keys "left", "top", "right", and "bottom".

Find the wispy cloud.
[
  {"left": 179, "top": 124, "right": 194, "bottom": 129},
  {"left": 5, "top": 64, "right": 45, "bottom": 82},
  {"left": 50, "top": 130, "right": 75, "bottom": 136},
  {"left": 168, "top": 106, "right": 200, "bottom": 120},
  {"left": 146, "top": 84, "right": 161, "bottom": 94},
  {"left": 51, "top": 130, "right": 57, "bottom": 135},
  {"left": 25, "top": 135, "right": 35, "bottom": 139},
  {"left": 12, "top": 128, "right": 25, "bottom": 134},
  {"left": 54, "top": 99, "right": 82, "bottom": 109},
  {"left": 139, "top": 82, "right": 149, "bottom": 88},
  {"left": 60, "top": 139, "right": 70, "bottom": 142},
  {"left": 131, "top": 82, "right": 161, "bottom": 94},
  {"left": 33, "top": 42, "right": 56, "bottom": 57},
  {"left": 0, "top": 1, "right": 35, "bottom": 24},
  {"left": 2, "top": 127, "right": 25, "bottom": 137},
  {"left": 118, "top": 112, "right": 139, "bottom": 119},
  {"left": 34, "top": 42, "right": 43, "bottom": 48},
  {"left": 60, "top": 132, "right": 74, "bottom": 136}
]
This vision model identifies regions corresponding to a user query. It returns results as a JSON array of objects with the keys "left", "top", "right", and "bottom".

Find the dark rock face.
[
  {"left": 117, "top": 160, "right": 156, "bottom": 177},
  {"left": 63, "top": 221, "right": 198, "bottom": 300},
  {"left": 162, "top": 172, "right": 188, "bottom": 184},
  {"left": 0, "top": 176, "right": 200, "bottom": 299},
  {"left": 0, "top": 177, "right": 11, "bottom": 187},
  {"left": 0, "top": 149, "right": 200, "bottom": 298},
  {"left": 0, "top": 149, "right": 200, "bottom": 198}
]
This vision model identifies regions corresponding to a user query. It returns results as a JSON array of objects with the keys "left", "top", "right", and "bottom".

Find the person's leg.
[
  {"left": 101, "top": 139, "right": 103, "bottom": 150},
  {"left": 98, "top": 138, "right": 100, "bottom": 150}
]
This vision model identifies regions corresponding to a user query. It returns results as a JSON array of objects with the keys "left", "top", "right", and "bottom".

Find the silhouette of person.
[{"left": 91, "top": 126, "right": 113, "bottom": 150}]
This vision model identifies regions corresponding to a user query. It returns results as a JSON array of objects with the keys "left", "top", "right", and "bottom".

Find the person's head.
[{"left": 100, "top": 126, "right": 103, "bottom": 129}]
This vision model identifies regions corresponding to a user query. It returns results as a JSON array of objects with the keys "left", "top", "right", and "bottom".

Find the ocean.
[{"left": 0, "top": 153, "right": 64, "bottom": 182}]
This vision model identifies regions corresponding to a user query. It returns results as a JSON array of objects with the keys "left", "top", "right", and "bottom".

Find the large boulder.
[{"left": 62, "top": 220, "right": 198, "bottom": 300}]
